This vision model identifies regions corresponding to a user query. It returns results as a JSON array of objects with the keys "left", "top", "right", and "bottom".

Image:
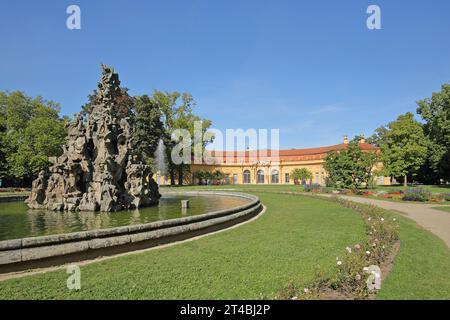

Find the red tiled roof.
[{"left": 206, "top": 143, "right": 378, "bottom": 163}]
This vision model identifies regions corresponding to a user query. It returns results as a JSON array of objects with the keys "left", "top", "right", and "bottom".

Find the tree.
[
  {"left": 85, "top": 87, "right": 213, "bottom": 186},
  {"left": 212, "top": 170, "right": 225, "bottom": 184},
  {"left": 290, "top": 168, "right": 312, "bottom": 185},
  {"left": 133, "top": 95, "right": 164, "bottom": 164},
  {"left": 193, "top": 170, "right": 221, "bottom": 185},
  {"left": 324, "top": 137, "right": 378, "bottom": 189},
  {"left": 0, "top": 91, "right": 67, "bottom": 185},
  {"left": 417, "top": 83, "right": 450, "bottom": 182},
  {"left": 151, "top": 90, "right": 213, "bottom": 185},
  {"left": 379, "top": 113, "right": 428, "bottom": 186},
  {"left": 367, "top": 126, "right": 388, "bottom": 147},
  {"left": 151, "top": 90, "right": 180, "bottom": 185},
  {"left": 193, "top": 170, "right": 207, "bottom": 185}
]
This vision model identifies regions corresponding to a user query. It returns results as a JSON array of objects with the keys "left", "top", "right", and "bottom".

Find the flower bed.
[
  {"left": 328, "top": 188, "right": 449, "bottom": 203},
  {"left": 401, "top": 188, "right": 431, "bottom": 202},
  {"left": 278, "top": 197, "right": 399, "bottom": 300}
]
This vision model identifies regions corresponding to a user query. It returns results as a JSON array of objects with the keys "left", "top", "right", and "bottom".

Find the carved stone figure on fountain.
[
  {"left": 26, "top": 64, "right": 161, "bottom": 212},
  {"left": 27, "top": 171, "right": 47, "bottom": 209}
]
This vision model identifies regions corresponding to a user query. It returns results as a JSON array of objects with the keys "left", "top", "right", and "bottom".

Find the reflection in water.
[{"left": 0, "top": 195, "right": 248, "bottom": 241}]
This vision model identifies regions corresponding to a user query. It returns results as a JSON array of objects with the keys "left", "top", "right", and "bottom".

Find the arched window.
[
  {"left": 243, "top": 170, "right": 251, "bottom": 184},
  {"left": 271, "top": 169, "right": 279, "bottom": 184},
  {"left": 257, "top": 170, "right": 265, "bottom": 184}
]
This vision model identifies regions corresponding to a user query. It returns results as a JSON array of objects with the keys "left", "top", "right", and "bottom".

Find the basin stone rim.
[{"left": 0, "top": 191, "right": 260, "bottom": 251}]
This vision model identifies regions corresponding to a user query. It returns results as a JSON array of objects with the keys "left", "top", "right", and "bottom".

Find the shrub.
[
  {"left": 320, "top": 187, "right": 334, "bottom": 194},
  {"left": 303, "top": 184, "right": 321, "bottom": 193},
  {"left": 401, "top": 188, "right": 431, "bottom": 202}
]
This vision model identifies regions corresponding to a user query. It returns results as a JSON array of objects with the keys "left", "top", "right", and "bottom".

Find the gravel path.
[{"left": 340, "top": 196, "right": 450, "bottom": 248}]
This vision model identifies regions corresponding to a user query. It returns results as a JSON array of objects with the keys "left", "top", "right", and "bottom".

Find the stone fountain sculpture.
[{"left": 27, "top": 64, "right": 161, "bottom": 212}]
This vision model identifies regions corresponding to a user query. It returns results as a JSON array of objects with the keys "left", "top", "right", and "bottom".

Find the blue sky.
[{"left": 1, "top": 0, "right": 450, "bottom": 149}]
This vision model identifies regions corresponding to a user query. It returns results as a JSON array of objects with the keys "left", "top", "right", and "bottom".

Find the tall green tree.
[
  {"left": 324, "top": 137, "right": 378, "bottom": 189},
  {"left": 151, "top": 90, "right": 213, "bottom": 185},
  {"left": 151, "top": 90, "right": 181, "bottom": 185},
  {"left": 367, "top": 126, "right": 389, "bottom": 147},
  {"left": 0, "top": 91, "right": 67, "bottom": 184},
  {"left": 379, "top": 112, "right": 428, "bottom": 186},
  {"left": 417, "top": 83, "right": 450, "bottom": 182},
  {"left": 133, "top": 95, "right": 164, "bottom": 164}
]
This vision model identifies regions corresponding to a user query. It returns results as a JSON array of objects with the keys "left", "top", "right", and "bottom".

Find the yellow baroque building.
[
  {"left": 154, "top": 137, "right": 391, "bottom": 185},
  {"left": 158, "top": 137, "right": 390, "bottom": 186}
]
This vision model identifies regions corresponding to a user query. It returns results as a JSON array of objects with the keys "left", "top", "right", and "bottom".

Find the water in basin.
[{"left": 0, "top": 195, "right": 249, "bottom": 241}]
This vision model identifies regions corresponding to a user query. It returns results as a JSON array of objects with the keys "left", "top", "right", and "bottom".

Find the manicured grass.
[
  {"left": 164, "top": 183, "right": 450, "bottom": 195},
  {"left": 172, "top": 186, "right": 450, "bottom": 299},
  {"left": 1, "top": 188, "right": 449, "bottom": 299},
  {"left": 171, "top": 185, "right": 450, "bottom": 204},
  {"left": 0, "top": 193, "right": 366, "bottom": 299},
  {"left": 377, "top": 214, "right": 450, "bottom": 299},
  {"left": 431, "top": 206, "right": 450, "bottom": 213}
]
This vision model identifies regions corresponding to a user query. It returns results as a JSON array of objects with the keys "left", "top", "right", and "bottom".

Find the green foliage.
[
  {"left": 367, "top": 126, "right": 388, "bottom": 147},
  {"left": 133, "top": 95, "right": 164, "bottom": 164},
  {"left": 82, "top": 85, "right": 212, "bottom": 186},
  {"left": 432, "top": 206, "right": 450, "bottom": 213},
  {"left": 378, "top": 113, "right": 428, "bottom": 185},
  {"left": 150, "top": 90, "right": 214, "bottom": 185},
  {"left": 324, "top": 137, "right": 378, "bottom": 189},
  {"left": 193, "top": 170, "right": 207, "bottom": 185},
  {"left": 417, "top": 83, "right": 450, "bottom": 181},
  {"left": 0, "top": 91, "right": 67, "bottom": 180},
  {"left": 290, "top": 168, "right": 312, "bottom": 184},
  {"left": 212, "top": 169, "right": 225, "bottom": 182},
  {"left": 193, "top": 170, "right": 224, "bottom": 185}
]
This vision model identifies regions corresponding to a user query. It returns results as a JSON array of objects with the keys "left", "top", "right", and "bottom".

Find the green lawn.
[
  {"left": 0, "top": 188, "right": 449, "bottom": 299},
  {"left": 431, "top": 206, "right": 450, "bottom": 213},
  {"left": 162, "top": 183, "right": 450, "bottom": 194},
  {"left": 0, "top": 193, "right": 365, "bottom": 299},
  {"left": 378, "top": 214, "right": 450, "bottom": 299}
]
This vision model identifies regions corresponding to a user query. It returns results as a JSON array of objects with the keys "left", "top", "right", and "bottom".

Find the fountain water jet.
[{"left": 154, "top": 139, "right": 168, "bottom": 185}]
